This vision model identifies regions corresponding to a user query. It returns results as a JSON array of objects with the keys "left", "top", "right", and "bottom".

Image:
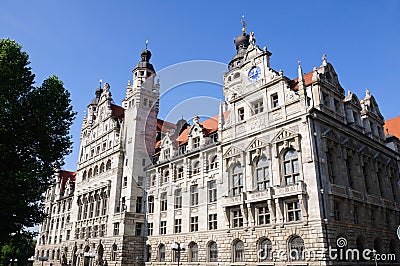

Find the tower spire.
[{"left": 298, "top": 60, "right": 304, "bottom": 88}]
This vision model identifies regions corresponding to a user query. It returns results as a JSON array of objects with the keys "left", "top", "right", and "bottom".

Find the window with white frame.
[
  {"left": 193, "top": 137, "right": 200, "bottom": 149},
  {"left": 174, "top": 189, "right": 182, "bottom": 209},
  {"left": 258, "top": 205, "right": 271, "bottom": 225},
  {"left": 158, "top": 244, "right": 165, "bottom": 262},
  {"left": 256, "top": 157, "right": 270, "bottom": 190},
  {"left": 189, "top": 242, "right": 198, "bottom": 262},
  {"left": 209, "top": 155, "right": 218, "bottom": 170},
  {"left": 208, "top": 213, "right": 217, "bottom": 230},
  {"left": 252, "top": 99, "right": 264, "bottom": 114},
  {"left": 147, "top": 222, "right": 153, "bottom": 236},
  {"left": 289, "top": 236, "right": 305, "bottom": 261},
  {"left": 174, "top": 218, "right": 182, "bottom": 233},
  {"left": 232, "top": 164, "right": 243, "bottom": 196},
  {"left": 283, "top": 149, "right": 300, "bottom": 185},
  {"left": 271, "top": 93, "right": 279, "bottom": 108},
  {"left": 190, "top": 185, "right": 199, "bottom": 206},
  {"left": 238, "top": 107, "right": 245, "bottom": 121},
  {"left": 192, "top": 161, "right": 200, "bottom": 175},
  {"left": 160, "top": 192, "right": 167, "bottom": 211},
  {"left": 177, "top": 166, "right": 184, "bottom": 179},
  {"left": 232, "top": 209, "right": 243, "bottom": 228},
  {"left": 148, "top": 196, "right": 154, "bottom": 213},
  {"left": 160, "top": 221, "right": 167, "bottom": 235},
  {"left": 190, "top": 216, "right": 199, "bottom": 232},
  {"left": 287, "top": 200, "right": 302, "bottom": 222},
  {"left": 208, "top": 180, "right": 217, "bottom": 203}
]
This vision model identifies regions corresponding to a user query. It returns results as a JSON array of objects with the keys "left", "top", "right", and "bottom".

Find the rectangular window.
[
  {"left": 160, "top": 192, "right": 168, "bottom": 211},
  {"left": 178, "top": 144, "right": 187, "bottom": 155},
  {"left": 93, "top": 226, "right": 98, "bottom": 238},
  {"left": 252, "top": 100, "right": 264, "bottom": 114},
  {"left": 160, "top": 221, "right": 167, "bottom": 235},
  {"left": 164, "top": 149, "right": 170, "bottom": 159},
  {"left": 123, "top": 176, "right": 127, "bottom": 187},
  {"left": 238, "top": 107, "right": 245, "bottom": 121},
  {"left": 66, "top": 230, "right": 70, "bottom": 241},
  {"left": 174, "top": 189, "right": 182, "bottom": 209},
  {"left": 148, "top": 196, "right": 154, "bottom": 213},
  {"left": 193, "top": 137, "right": 200, "bottom": 149},
  {"left": 190, "top": 185, "right": 199, "bottom": 206},
  {"left": 322, "top": 92, "right": 330, "bottom": 107},
  {"left": 208, "top": 214, "right": 217, "bottom": 230},
  {"left": 208, "top": 181, "right": 217, "bottom": 203},
  {"left": 113, "top": 222, "right": 120, "bottom": 236},
  {"left": 287, "top": 201, "right": 302, "bottom": 222},
  {"left": 147, "top": 223, "right": 153, "bottom": 236},
  {"left": 177, "top": 167, "right": 184, "bottom": 179},
  {"left": 232, "top": 210, "right": 243, "bottom": 228},
  {"left": 174, "top": 219, "right": 182, "bottom": 233},
  {"left": 151, "top": 175, "right": 156, "bottom": 186},
  {"left": 190, "top": 216, "right": 199, "bottom": 232},
  {"left": 95, "top": 199, "right": 100, "bottom": 217},
  {"left": 89, "top": 201, "right": 94, "bottom": 218},
  {"left": 258, "top": 206, "right": 271, "bottom": 225},
  {"left": 257, "top": 164, "right": 270, "bottom": 191},
  {"left": 232, "top": 172, "right": 243, "bottom": 196},
  {"left": 80, "top": 227, "right": 85, "bottom": 239},
  {"left": 136, "top": 197, "right": 143, "bottom": 213},
  {"left": 101, "top": 198, "right": 107, "bottom": 216},
  {"left": 75, "top": 228, "right": 79, "bottom": 239},
  {"left": 83, "top": 203, "right": 88, "bottom": 219},
  {"left": 135, "top": 223, "right": 143, "bottom": 236},
  {"left": 100, "top": 224, "right": 105, "bottom": 237},
  {"left": 271, "top": 93, "right": 279, "bottom": 108}
]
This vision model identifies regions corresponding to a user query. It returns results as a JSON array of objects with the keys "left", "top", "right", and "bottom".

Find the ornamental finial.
[
  {"left": 145, "top": 40, "right": 149, "bottom": 49},
  {"left": 241, "top": 15, "right": 248, "bottom": 33}
]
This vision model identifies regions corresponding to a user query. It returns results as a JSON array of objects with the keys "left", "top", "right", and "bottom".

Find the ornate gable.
[
  {"left": 223, "top": 146, "right": 243, "bottom": 159},
  {"left": 321, "top": 128, "right": 341, "bottom": 143},
  {"left": 246, "top": 137, "right": 268, "bottom": 151},
  {"left": 271, "top": 128, "right": 299, "bottom": 143}
]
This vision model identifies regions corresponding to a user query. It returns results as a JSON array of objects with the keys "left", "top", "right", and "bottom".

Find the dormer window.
[
  {"left": 163, "top": 148, "right": 170, "bottom": 160},
  {"left": 193, "top": 137, "right": 200, "bottom": 149},
  {"left": 178, "top": 145, "right": 186, "bottom": 155}
]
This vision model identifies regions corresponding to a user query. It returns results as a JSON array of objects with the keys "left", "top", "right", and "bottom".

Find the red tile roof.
[
  {"left": 385, "top": 116, "right": 400, "bottom": 139},
  {"left": 59, "top": 170, "right": 76, "bottom": 193},
  {"left": 111, "top": 104, "right": 124, "bottom": 118},
  {"left": 175, "top": 111, "right": 230, "bottom": 145},
  {"left": 290, "top": 71, "right": 314, "bottom": 90},
  {"left": 157, "top": 119, "right": 176, "bottom": 133}
]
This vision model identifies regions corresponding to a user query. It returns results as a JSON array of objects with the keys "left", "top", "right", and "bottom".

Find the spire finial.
[
  {"left": 241, "top": 15, "right": 248, "bottom": 33},
  {"left": 322, "top": 54, "right": 327, "bottom": 66},
  {"left": 145, "top": 40, "right": 149, "bottom": 50},
  {"left": 99, "top": 79, "right": 102, "bottom": 88},
  {"left": 298, "top": 60, "right": 304, "bottom": 84}
]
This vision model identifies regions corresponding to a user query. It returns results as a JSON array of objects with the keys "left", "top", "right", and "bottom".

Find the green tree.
[
  {"left": 0, "top": 232, "right": 36, "bottom": 266},
  {"left": 0, "top": 38, "right": 76, "bottom": 246}
]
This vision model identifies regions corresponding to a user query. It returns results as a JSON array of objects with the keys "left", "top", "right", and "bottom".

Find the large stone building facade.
[{"left": 35, "top": 25, "right": 400, "bottom": 266}]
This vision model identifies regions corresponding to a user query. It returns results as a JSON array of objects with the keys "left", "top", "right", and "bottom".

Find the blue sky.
[{"left": 1, "top": 0, "right": 399, "bottom": 171}]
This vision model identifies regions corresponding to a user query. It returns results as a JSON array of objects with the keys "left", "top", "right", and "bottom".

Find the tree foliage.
[
  {"left": 0, "top": 38, "right": 76, "bottom": 245},
  {"left": 0, "top": 232, "right": 36, "bottom": 266}
]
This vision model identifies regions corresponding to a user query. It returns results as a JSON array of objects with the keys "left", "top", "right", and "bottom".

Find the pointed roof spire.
[{"left": 298, "top": 60, "right": 304, "bottom": 84}]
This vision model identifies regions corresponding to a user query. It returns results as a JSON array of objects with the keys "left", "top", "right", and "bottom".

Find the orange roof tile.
[
  {"left": 385, "top": 116, "right": 400, "bottom": 139},
  {"left": 290, "top": 71, "right": 313, "bottom": 90}
]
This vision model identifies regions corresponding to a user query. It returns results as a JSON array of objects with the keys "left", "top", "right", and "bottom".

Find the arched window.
[
  {"left": 208, "top": 241, "right": 218, "bottom": 262},
  {"left": 259, "top": 238, "right": 272, "bottom": 261},
  {"left": 82, "top": 171, "right": 87, "bottom": 181},
  {"left": 158, "top": 244, "right": 165, "bottom": 262},
  {"left": 289, "top": 236, "right": 305, "bottom": 261},
  {"left": 256, "top": 157, "right": 270, "bottom": 190},
  {"left": 345, "top": 155, "right": 354, "bottom": 189},
  {"left": 99, "top": 163, "right": 105, "bottom": 173},
  {"left": 233, "top": 240, "right": 244, "bottom": 262},
  {"left": 106, "top": 160, "right": 111, "bottom": 170},
  {"left": 192, "top": 161, "right": 200, "bottom": 175},
  {"left": 326, "top": 148, "right": 337, "bottom": 184},
  {"left": 362, "top": 162, "right": 371, "bottom": 194},
  {"left": 111, "top": 244, "right": 117, "bottom": 261},
  {"left": 283, "top": 149, "right": 300, "bottom": 185},
  {"left": 56, "top": 249, "right": 60, "bottom": 260},
  {"left": 51, "top": 249, "right": 55, "bottom": 260},
  {"left": 232, "top": 164, "right": 243, "bottom": 196},
  {"left": 88, "top": 168, "right": 93, "bottom": 179},
  {"left": 209, "top": 155, "right": 218, "bottom": 170},
  {"left": 94, "top": 165, "right": 99, "bottom": 176},
  {"left": 189, "top": 242, "right": 198, "bottom": 262}
]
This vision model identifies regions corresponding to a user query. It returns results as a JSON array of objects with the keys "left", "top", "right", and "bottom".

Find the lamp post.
[{"left": 171, "top": 242, "right": 186, "bottom": 266}]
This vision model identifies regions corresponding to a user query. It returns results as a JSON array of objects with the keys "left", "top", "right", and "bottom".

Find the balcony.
[
  {"left": 273, "top": 181, "right": 307, "bottom": 198},
  {"left": 221, "top": 193, "right": 245, "bottom": 207},
  {"left": 246, "top": 187, "right": 273, "bottom": 203}
]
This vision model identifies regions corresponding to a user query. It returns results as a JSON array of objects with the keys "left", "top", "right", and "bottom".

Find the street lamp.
[{"left": 171, "top": 242, "right": 186, "bottom": 266}]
